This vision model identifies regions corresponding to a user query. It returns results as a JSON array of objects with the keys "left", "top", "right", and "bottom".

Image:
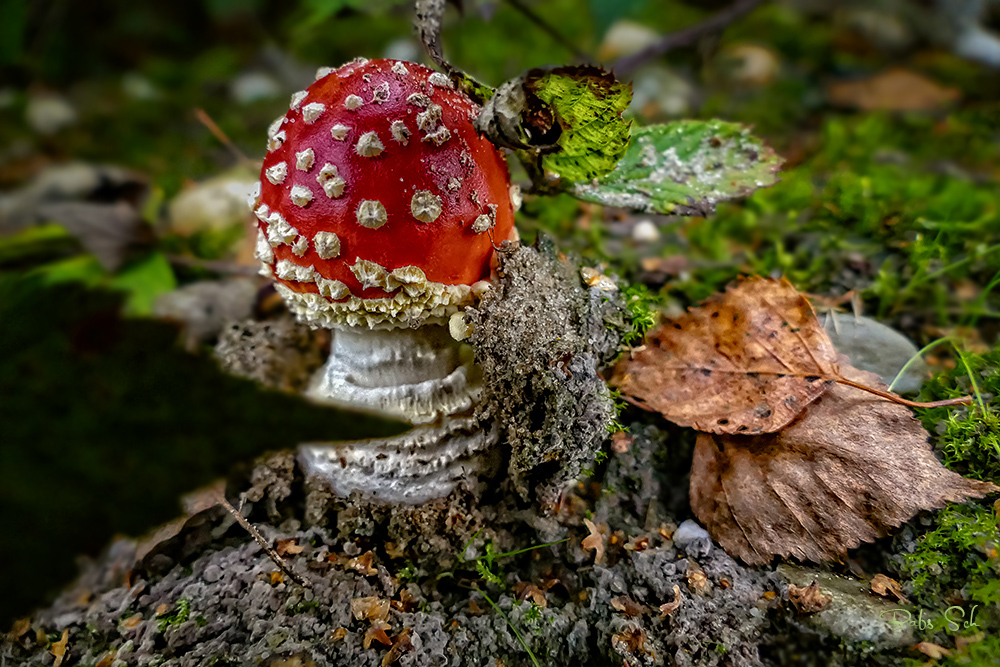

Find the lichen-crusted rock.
[
  {"left": 466, "top": 237, "right": 627, "bottom": 504},
  {"left": 213, "top": 317, "right": 328, "bottom": 393}
]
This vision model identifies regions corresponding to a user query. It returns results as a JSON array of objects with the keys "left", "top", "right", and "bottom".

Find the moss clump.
[
  {"left": 898, "top": 503, "right": 1000, "bottom": 608},
  {"left": 917, "top": 346, "right": 1000, "bottom": 484}
]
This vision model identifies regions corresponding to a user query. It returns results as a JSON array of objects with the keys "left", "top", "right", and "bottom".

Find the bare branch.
[{"left": 612, "top": 0, "right": 763, "bottom": 77}]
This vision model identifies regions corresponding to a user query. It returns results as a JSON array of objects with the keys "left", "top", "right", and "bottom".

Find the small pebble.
[
  {"left": 672, "top": 519, "right": 713, "bottom": 558},
  {"left": 632, "top": 219, "right": 661, "bottom": 243}
]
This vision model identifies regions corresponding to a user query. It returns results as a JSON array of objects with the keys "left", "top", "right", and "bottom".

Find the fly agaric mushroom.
[{"left": 249, "top": 58, "right": 517, "bottom": 503}]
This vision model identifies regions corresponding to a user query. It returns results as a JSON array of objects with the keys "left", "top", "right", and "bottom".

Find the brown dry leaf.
[
  {"left": 268, "top": 571, "right": 284, "bottom": 586},
  {"left": 613, "top": 276, "right": 838, "bottom": 434},
  {"left": 381, "top": 628, "right": 413, "bottom": 666},
  {"left": 659, "top": 585, "right": 683, "bottom": 617},
  {"left": 9, "top": 617, "right": 30, "bottom": 640},
  {"left": 788, "top": 582, "right": 831, "bottom": 614},
  {"left": 913, "top": 642, "right": 952, "bottom": 659},
  {"left": 330, "top": 627, "right": 348, "bottom": 642},
  {"left": 95, "top": 652, "right": 116, "bottom": 667},
  {"left": 275, "top": 539, "right": 305, "bottom": 557},
  {"left": 690, "top": 362, "right": 998, "bottom": 565},
  {"left": 351, "top": 596, "right": 390, "bottom": 622},
  {"left": 611, "top": 625, "right": 651, "bottom": 657},
  {"left": 122, "top": 614, "right": 143, "bottom": 629},
  {"left": 685, "top": 559, "right": 709, "bottom": 594},
  {"left": 582, "top": 518, "right": 606, "bottom": 564},
  {"left": 870, "top": 574, "right": 907, "bottom": 603},
  {"left": 827, "top": 68, "right": 960, "bottom": 111},
  {"left": 349, "top": 551, "right": 378, "bottom": 576},
  {"left": 513, "top": 582, "right": 547, "bottom": 608},
  {"left": 51, "top": 629, "right": 69, "bottom": 667},
  {"left": 155, "top": 604, "right": 169, "bottom": 617},
  {"left": 363, "top": 621, "right": 393, "bottom": 649},
  {"left": 610, "top": 596, "right": 648, "bottom": 618}
]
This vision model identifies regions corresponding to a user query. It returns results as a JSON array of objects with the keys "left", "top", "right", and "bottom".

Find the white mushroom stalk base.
[{"left": 299, "top": 324, "right": 497, "bottom": 503}]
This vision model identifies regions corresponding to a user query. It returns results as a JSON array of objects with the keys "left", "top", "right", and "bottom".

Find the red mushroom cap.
[{"left": 250, "top": 58, "right": 517, "bottom": 329}]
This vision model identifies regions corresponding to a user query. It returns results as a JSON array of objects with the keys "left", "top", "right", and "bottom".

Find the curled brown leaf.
[
  {"left": 788, "top": 582, "right": 831, "bottom": 614},
  {"left": 690, "top": 362, "right": 998, "bottom": 565},
  {"left": 613, "top": 276, "right": 839, "bottom": 434}
]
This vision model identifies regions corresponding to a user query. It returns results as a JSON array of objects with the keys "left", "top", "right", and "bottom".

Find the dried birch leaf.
[
  {"left": 582, "top": 518, "right": 606, "bottom": 564},
  {"left": 870, "top": 574, "right": 907, "bottom": 603},
  {"left": 690, "top": 363, "right": 998, "bottom": 565},
  {"left": 613, "top": 276, "right": 839, "bottom": 434},
  {"left": 787, "top": 582, "right": 831, "bottom": 614}
]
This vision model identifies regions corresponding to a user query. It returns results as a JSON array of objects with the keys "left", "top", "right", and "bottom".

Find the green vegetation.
[
  {"left": 917, "top": 346, "right": 1000, "bottom": 484},
  {"left": 898, "top": 503, "right": 1000, "bottom": 608},
  {"left": 157, "top": 598, "right": 191, "bottom": 632}
]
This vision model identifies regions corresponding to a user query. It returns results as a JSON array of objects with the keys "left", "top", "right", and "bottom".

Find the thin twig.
[
  {"left": 832, "top": 376, "right": 973, "bottom": 409},
  {"left": 194, "top": 108, "right": 257, "bottom": 168},
  {"left": 218, "top": 494, "right": 310, "bottom": 588},
  {"left": 503, "top": 0, "right": 589, "bottom": 61},
  {"left": 612, "top": 0, "right": 764, "bottom": 76}
]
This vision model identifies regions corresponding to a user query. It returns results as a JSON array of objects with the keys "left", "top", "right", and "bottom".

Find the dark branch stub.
[
  {"left": 612, "top": 0, "right": 764, "bottom": 76},
  {"left": 414, "top": 0, "right": 449, "bottom": 72}
]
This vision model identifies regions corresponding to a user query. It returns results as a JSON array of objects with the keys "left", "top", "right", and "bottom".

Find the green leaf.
[
  {"left": 571, "top": 120, "right": 784, "bottom": 215},
  {"left": 526, "top": 67, "right": 632, "bottom": 182},
  {"left": 108, "top": 252, "right": 177, "bottom": 317}
]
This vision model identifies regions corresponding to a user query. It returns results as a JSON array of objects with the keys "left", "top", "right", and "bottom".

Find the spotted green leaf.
[{"left": 572, "top": 120, "right": 783, "bottom": 216}]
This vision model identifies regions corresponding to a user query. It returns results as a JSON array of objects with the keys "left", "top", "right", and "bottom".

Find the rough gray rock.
[
  {"left": 777, "top": 564, "right": 914, "bottom": 649},
  {"left": 823, "top": 313, "right": 928, "bottom": 393},
  {"left": 154, "top": 278, "right": 258, "bottom": 349},
  {"left": 214, "top": 317, "right": 328, "bottom": 393}
]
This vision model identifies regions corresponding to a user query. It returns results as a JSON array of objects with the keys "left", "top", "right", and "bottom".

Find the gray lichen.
[{"left": 465, "top": 237, "right": 627, "bottom": 505}]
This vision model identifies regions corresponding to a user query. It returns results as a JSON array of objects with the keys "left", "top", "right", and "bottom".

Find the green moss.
[
  {"left": 917, "top": 346, "right": 1000, "bottom": 484},
  {"left": 898, "top": 504, "right": 1000, "bottom": 609}
]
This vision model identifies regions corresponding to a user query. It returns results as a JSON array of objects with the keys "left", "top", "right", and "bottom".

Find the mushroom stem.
[
  {"left": 300, "top": 324, "right": 497, "bottom": 503},
  {"left": 306, "top": 324, "right": 481, "bottom": 423}
]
